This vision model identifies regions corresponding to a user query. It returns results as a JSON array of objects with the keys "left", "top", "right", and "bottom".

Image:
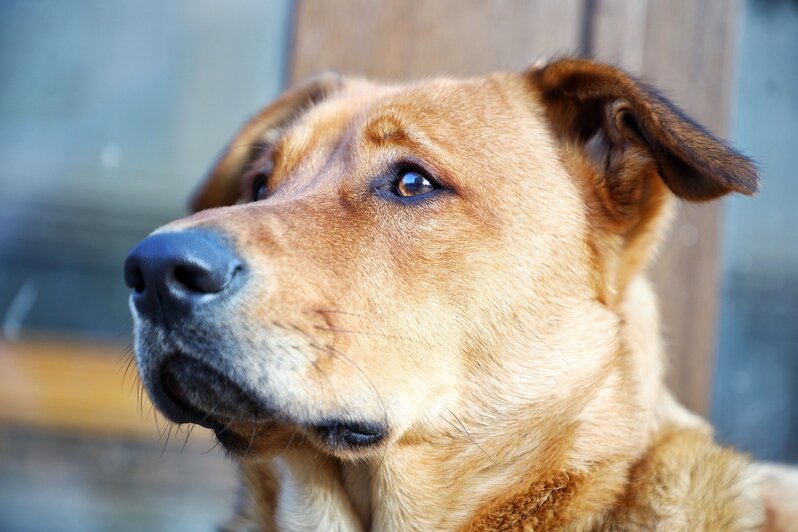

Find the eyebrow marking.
[{"left": 365, "top": 114, "right": 409, "bottom": 145}]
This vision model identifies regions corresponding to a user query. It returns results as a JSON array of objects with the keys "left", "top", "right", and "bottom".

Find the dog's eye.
[
  {"left": 251, "top": 169, "right": 270, "bottom": 201},
  {"left": 394, "top": 170, "right": 436, "bottom": 197}
]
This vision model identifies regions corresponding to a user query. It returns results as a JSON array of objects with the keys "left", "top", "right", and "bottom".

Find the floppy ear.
[
  {"left": 528, "top": 58, "right": 759, "bottom": 302},
  {"left": 529, "top": 58, "right": 758, "bottom": 204},
  {"left": 189, "top": 71, "right": 343, "bottom": 212}
]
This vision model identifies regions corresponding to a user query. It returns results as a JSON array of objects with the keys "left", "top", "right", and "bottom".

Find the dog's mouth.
[
  {"left": 311, "top": 420, "right": 386, "bottom": 450},
  {"left": 150, "top": 352, "right": 387, "bottom": 454}
]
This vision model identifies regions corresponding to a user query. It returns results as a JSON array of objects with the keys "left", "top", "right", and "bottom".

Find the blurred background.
[{"left": 0, "top": 0, "right": 795, "bottom": 530}]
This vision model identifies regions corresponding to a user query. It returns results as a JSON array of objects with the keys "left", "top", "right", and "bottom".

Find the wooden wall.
[{"left": 289, "top": 0, "right": 744, "bottom": 415}]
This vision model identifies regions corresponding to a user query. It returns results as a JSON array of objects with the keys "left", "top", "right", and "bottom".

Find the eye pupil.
[{"left": 396, "top": 170, "right": 434, "bottom": 197}]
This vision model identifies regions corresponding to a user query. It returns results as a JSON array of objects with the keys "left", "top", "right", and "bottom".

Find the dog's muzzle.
[{"left": 124, "top": 229, "right": 256, "bottom": 426}]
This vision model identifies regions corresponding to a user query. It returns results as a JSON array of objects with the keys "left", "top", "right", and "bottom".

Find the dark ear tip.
[
  {"left": 736, "top": 174, "right": 761, "bottom": 196},
  {"left": 730, "top": 156, "right": 761, "bottom": 196}
]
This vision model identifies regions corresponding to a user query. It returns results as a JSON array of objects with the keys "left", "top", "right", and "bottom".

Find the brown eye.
[{"left": 394, "top": 170, "right": 436, "bottom": 197}]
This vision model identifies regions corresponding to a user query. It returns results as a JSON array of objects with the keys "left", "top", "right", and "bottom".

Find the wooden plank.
[
  {"left": 590, "top": 0, "right": 742, "bottom": 415},
  {"left": 589, "top": 0, "right": 649, "bottom": 70},
  {"left": 291, "top": 0, "right": 585, "bottom": 82},
  {"left": 0, "top": 340, "right": 212, "bottom": 443}
]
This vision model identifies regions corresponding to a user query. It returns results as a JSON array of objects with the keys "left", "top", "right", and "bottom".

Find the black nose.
[{"left": 124, "top": 230, "right": 245, "bottom": 321}]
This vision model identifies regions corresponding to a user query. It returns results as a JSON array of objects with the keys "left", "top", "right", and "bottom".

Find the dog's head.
[{"left": 126, "top": 59, "right": 757, "bottom": 459}]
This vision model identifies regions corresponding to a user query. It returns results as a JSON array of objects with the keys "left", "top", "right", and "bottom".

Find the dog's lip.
[
  {"left": 158, "top": 360, "right": 218, "bottom": 430},
  {"left": 311, "top": 419, "right": 387, "bottom": 449},
  {"left": 149, "top": 351, "right": 389, "bottom": 453},
  {"left": 157, "top": 352, "right": 272, "bottom": 430}
]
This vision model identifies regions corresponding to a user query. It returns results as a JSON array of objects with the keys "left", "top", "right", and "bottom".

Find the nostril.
[
  {"left": 132, "top": 268, "right": 145, "bottom": 293},
  {"left": 171, "top": 259, "right": 237, "bottom": 295},
  {"left": 173, "top": 265, "right": 196, "bottom": 292},
  {"left": 124, "top": 259, "right": 146, "bottom": 293},
  {"left": 173, "top": 264, "right": 220, "bottom": 294}
]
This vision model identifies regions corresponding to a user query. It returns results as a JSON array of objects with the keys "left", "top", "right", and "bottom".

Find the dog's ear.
[
  {"left": 529, "top": 58, "right": 758, "bottom": 205},
  {"left": 189, "top": 71, "right": 343, "bottom": 212},
  {"left": 528, "top": 58, "right": 759, "bottom": 302}
]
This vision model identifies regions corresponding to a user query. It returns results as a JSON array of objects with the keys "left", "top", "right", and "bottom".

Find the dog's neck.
[{"left": 249, "top": 277, "right": 705, "bottom": 530}]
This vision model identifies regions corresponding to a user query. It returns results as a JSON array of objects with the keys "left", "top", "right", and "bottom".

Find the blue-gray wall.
[
  {"left": 0, "top": 0, "right": 292, "bottom": 341},
  {"left": 713, "top": 0, "right": 798, "bottom": 462}
]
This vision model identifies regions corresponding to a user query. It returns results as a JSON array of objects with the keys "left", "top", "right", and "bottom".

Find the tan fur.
[
  {"left": 602, "top": 429, "right": 765, "bottom": 531},
  {"left": 136, "top": 58, "right": 797, "bottom": 530}
]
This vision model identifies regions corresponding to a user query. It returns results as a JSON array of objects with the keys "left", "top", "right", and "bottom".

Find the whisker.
[
  {"left": 244, "top": 425, "right": 258, "bottom": 457},
  {"left": 307, "top": 342, "right": 390, "bottom": 428},
  {"left": 161, "top": 423, "right": 175, "bottom": 456},
  {"left": 218, "top": 416, "right": 237, "bottom": 435},
  {"left": 152, "top": 406, "right": 162, "bottom": 436},
  {"left": 137, "top": 381, "right": 146, "bottom": 416},
  {"left": 278, "top": 429, "right": 298, "bottom": 458},
  {"left": 279, "top": 341, "right": 331, "bottom": 399},
  {"left": 368, "top": 442, "right": 390, "bottom": 484},
  {"left": 203, "top": 438, "right": 222, "bottom": 455},
  {"left": 445, "top": 408, "right": 499, "bottom": 468},
  {"left": 313, "top": 326, "right": 410, "bottom": 341},
  {"left": 242, "top": 420, "right": 276, "bottom": 458},
  {"left": 197, "top": 399, "right": 222, "bottom": 427},
  {"left": 527, "top": 328, "right": 575, "bottom": 372},
  {"left": 309, "top": 343, "right": 392, "bottom": 483},
  {"left": 180, "top": 424, "right": 195, "bottom": 454},
  {"left": 114, "top": 345, "right": 135, "bottom": 371},
  {"left": 122, "top": 355, "right": 138, "bottom": 387},
  {"left": 313, "top": 309, "right": 370, "bottom": 319},
  {"left": 127, "top": 373, "right": 137, "bottom": 396}
]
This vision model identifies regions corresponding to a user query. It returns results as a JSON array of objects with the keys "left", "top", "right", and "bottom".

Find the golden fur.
[{"left": 137, "top": 58, "right": 797, "bottom": 530}]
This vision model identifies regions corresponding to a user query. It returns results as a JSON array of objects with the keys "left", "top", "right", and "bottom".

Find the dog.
[{"left": 125, "top": 58, "right": 798, "bottom": 530}]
